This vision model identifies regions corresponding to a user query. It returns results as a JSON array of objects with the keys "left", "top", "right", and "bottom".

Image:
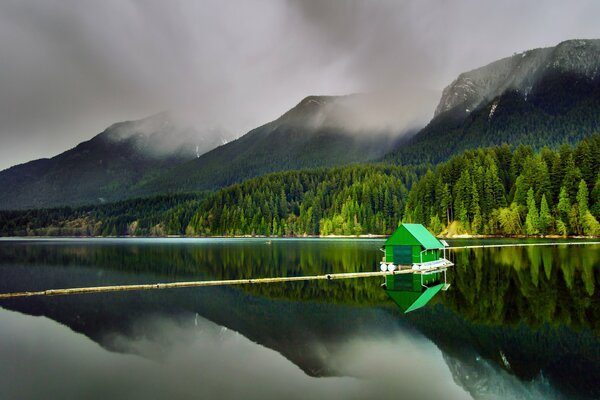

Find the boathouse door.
[{"left": 393, "top": 246, "right": 413, "bottom": 265}]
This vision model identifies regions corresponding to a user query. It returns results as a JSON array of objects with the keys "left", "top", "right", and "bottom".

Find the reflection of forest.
[
  {"left": 445, "top": 245, "right": 600, "bottom": 335},
  {"left": 1, "top": 240, "right": 599, "bottom": 398},
  {"left": 1, "top": 241, "right": 599, "bottom": 333},
  {"left": 0, "top": 241, "right": 391, "bottom": 304}
]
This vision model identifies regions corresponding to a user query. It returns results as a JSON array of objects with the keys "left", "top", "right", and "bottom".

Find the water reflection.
[
  {"left": 0, "top": 238, "right": 599, "bottom": 399},
  {"left": 445, "top": 243, "right": 600, "bottom": 333},
  {"left": 0, "top": 308, "right": 366, "bottom": 400},
  {"left": 2, "top": 306, "right": 564, "bottom": 400}
]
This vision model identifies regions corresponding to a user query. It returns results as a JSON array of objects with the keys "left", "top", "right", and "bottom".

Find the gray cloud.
[{"left": 1, "top": 0, "right": 600, "bottom": 169}]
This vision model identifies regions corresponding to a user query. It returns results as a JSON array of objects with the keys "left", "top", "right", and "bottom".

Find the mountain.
[
  {"left": 0, "top": 113, "right": 229, "bottom": 210},
  {"left": 6, "top": 39, "right": 600, "bottom": 209},
  {"left": 132, "top": 94, "right": 414, "bottom": 196},
  {"left": 386, "top": 39, "right": 600, "bottom": 163}
]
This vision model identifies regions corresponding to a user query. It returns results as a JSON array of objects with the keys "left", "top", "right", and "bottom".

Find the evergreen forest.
[{"left": 1, "top": 135, "right": 599, "bottom": 237}]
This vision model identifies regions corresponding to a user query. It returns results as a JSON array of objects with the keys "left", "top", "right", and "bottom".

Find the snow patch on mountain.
[{"left": 488, "top": 102, "right": 498, "bottom": 120}]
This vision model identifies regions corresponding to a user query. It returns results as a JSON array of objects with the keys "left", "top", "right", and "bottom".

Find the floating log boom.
[{"left": 0, "top": 262, "right": 453, "bottom": 299}]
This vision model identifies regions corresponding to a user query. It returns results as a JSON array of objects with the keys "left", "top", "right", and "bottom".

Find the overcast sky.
[{"left": 2, "top": 0, "right": 600, "bottom": 170}]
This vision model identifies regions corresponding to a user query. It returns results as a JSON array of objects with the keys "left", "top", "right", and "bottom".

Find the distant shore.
[{"left": 1, "top": 234, "right": 598, "bottom": 240}]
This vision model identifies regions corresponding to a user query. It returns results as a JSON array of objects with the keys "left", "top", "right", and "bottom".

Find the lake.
[{"left": 0, "top": 238, "right": 598, "bottom": 399}]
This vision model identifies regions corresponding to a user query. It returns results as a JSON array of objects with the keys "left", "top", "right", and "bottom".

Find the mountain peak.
[{"left": 434, "top": 38, "right": 600, "bottom": 117}]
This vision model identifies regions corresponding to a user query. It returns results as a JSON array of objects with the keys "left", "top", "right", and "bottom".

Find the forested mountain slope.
[
  {"left": 386, "top": 39, "right": 600, "bottom": 164},
  {"left": 2, "top": 135, "right": 598, "bottom": 237},
  {"left": 0, "top": 113, "right": 227, "bottom": 210},
  {"left": 132, "top": 95, "right": 412, "bottom": 196}
]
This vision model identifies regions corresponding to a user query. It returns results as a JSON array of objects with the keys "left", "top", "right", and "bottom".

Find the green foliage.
[
  {"left": 555, "top": 219, "right": 568, "bottom": 237},
  {"left": 538, "top": 194, "right": 552, "bottom": 234},
  {"left": 582, "top": 211, "right": 600, "bottom": 236},
  {"left": 577, "top": 179, "right": 590, "bottom": 221},
  {"left": 0, "top": 193, "right": 207, "bottom": 237},
  {"left": 404, "top": 135, "right": 600, "bottom": 236},
  {"left": 592, "top": 173, "right": 600, "bottom": 219},
  {"left": 1, "top": 135, "right": 599, "bottom": 238},
  {"left": 525, "top": 188, "right": 539, "bottom": 235},
  {"left": 496, "top": 203, "right": 523, "bottom": 235},
  {"left": 186, "top": 164, "right": 419, "bottom": 236}
]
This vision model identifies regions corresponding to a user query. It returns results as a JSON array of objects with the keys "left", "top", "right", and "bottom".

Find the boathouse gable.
[{"left": 384, "top": 224, "right": 444, "bottom": 265}]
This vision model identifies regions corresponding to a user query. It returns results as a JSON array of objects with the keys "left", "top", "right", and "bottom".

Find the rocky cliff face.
[{"left": 434, "top": 39, "right": 600, "bottom": 117}]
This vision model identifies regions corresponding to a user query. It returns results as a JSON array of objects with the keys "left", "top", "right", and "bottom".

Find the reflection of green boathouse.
[{"left": 380, "top": 224, "right": 452, "bottom": 313}]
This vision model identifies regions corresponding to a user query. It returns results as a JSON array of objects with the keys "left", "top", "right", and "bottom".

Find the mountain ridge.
[
  {"left": 385, "top": 39, "right": 600, "bottom": 164},
  {"left": 434, "top": 39, "right": 600, "bottom": 117},
  {"left": 0, "top": 112, "right": 229, "bottom": 209},
  {"left": 3, "top": 39, "right": 600, "bottom": 209},
  {"left": 129, "top": 94, "right": 414, "bottom": 197}
]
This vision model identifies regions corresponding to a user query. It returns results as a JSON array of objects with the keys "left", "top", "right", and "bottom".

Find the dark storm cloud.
[{"left": 1, "top": 0, "right": 600, "bottom": 169}]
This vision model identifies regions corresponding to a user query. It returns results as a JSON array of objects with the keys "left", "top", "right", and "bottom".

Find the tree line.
[
  {"left": 0, "top": 135, "right": 599, "bottom": 237},
  {"left": 0, "top": 193, "right": 206, "bottom": 237},
  {"left": 185, "top": 165, "right": 421, "bottom": 236},
  {"left": 404, "top": 134, "right": 600, "bottom": 236}
]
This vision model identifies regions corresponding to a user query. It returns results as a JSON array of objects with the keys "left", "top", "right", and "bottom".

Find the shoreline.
[{"left": 0, "top": 234, "right": 598, "bottom": 240}]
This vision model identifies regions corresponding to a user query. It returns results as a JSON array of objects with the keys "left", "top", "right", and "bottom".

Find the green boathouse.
[
  {"left": 383, "top": 223, "right": 445, "bottom": 265},
  {"left": 380, "top": 223, "right": 452, "bottom": 313}
]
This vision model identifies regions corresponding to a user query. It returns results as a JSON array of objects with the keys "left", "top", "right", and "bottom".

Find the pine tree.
[
  {"left": 429, "top": 214, "right": 443, "bottom": 234},
  {"left": 557, "top": 186, "right": 571, "bottom": 232},
  {"left": 555, "top": 219, "right": 568, "bottom": 237},
  {"left": 550, "top": 155, "right": 563, "bottom": 203},
  {"left": 440, "top": 183, "right": 452, "bottom": 224},
  {"left": 453, "top": 200, "right": 467, "bottom": 232},
  {"left": 538, "top": 194, "right": 552, "bottom": 234},
  {"left": 525, "top": 188, "right": 539, "bottom": 235},
  {"left": 562, "top": 153, "right": 582, "bottom": 200},
  {"left": 591, "top": 172, "right": 600, "bottom": 219},
  {"left": 577, "top": 179, "right": 589, "bottom": 223},
  {"left": 498, "top": 203, "right": 522, "bottom": 235},
  {"left": 575, "top": 139, "right": 594, "bottom": 187},
  {"left": 576, "top": 179, "right": 600, "bottom": 236},
  {"left": 513, "top": 176, "right": 528, "bottom": 206},
  {"left": 470, "top": 181, "right": 482, "bottom": 234}
]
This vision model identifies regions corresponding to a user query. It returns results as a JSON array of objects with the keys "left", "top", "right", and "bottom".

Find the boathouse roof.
[{"left": 384, "top": 223, "right": 444, "bottom": 250}]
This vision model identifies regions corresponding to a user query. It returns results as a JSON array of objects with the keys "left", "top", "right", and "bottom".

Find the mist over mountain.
[
  {"left": 131, "top": 94, "right": 419, "bottom": 196},
  {"left": 0, "top": 113, "right": 231, "bottom": 209},
  {"left": 386, "top": 39, "right": 600, "bottom": 163},
  {"left": 101, "top": 112, "right": 231, "bottom": 159}
]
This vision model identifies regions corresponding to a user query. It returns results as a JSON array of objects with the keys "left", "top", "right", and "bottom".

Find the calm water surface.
[{"left": 0, "top": 238, "right": 598, "bottom": 399}]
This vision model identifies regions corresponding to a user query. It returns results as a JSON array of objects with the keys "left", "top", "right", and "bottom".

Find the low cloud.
[{"left": 2, "top": 0, "right": 600, "bottom": 169}]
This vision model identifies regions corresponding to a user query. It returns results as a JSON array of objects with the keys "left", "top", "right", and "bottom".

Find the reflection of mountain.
[
  {"left": 407, "top": 306, "right": 600, "bottom": 399},
  {"left": 0, "top": 260, "right": 395, "bottom": 377},
  {"left": 0, "top": 240, "right": 599, "bottom": 398},
  {"left": 442, "top": 351, "right": 554, "bottom": 399}
]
